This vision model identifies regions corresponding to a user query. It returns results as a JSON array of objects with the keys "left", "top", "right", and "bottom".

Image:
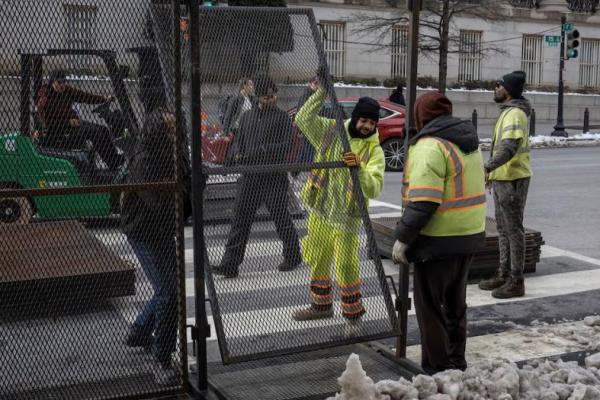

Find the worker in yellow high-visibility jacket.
[
  {"left": 478, "top": 71, "right": 532, "bottom": 299},
  {"left": 393, "top": 91, "right": 486, "bottom": 374},
  {"left": 292, "top": 80, "right": 385, "bottom": 337}
]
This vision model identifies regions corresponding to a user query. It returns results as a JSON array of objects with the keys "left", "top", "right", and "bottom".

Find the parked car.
[{"left": 201, "top": 96, "right": 407, "bottom": 171}]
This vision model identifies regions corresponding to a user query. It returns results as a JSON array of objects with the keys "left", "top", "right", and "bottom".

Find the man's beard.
[{"left": 494, "top": 93, "right": 506, "bottom": 103}]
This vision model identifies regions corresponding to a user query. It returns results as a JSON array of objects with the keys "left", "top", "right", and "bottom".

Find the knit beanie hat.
[
  {"left": 414, "top": 91, "right": 453, "bottom": 131},
  {"left": 352, "top": 97, "right": 380, "bottom": 122},
  {"left": 254, "top": 75, "right": 278, "bottom": 97},
  {"left": 499, "top": 70, "right": 526, "bottom": 99}
]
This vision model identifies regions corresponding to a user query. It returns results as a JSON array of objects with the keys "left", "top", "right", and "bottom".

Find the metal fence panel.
[
  {"left": 0, "top": 1, "right": 188, "bottom": 399},
  {"left": 194, "top": 7, "right": 398, "bottom": 364}
]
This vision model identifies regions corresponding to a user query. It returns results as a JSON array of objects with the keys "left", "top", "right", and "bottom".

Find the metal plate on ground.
[
  {"left": 206, "top": 344, "right": 413, "bottom": 400},
  {"left": 372, "top": 216, "right": 544, "bottom": 278}
]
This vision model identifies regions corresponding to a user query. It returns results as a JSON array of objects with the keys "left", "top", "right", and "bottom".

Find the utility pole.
[
  {"left": 397, "top": 0, "right": 422, "bottom": 361},
  {"left": 551, "top": 15, "right": 568, "bottom": 137}
]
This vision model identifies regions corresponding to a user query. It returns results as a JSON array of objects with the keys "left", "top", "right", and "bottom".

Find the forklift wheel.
[{"left": 0, "top": 196, "right": 33, "bottom": 225}]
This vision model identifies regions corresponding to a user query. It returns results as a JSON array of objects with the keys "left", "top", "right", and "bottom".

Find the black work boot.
[
  {"left": 278, "top": 260, "right": 301, "bottom": 272},
  {"left": 211, "top": 264, "right": 239, "bottom": 278},
  {"left": 492, "top": 276, "right": 525, "bottom": 299},
  {"left": 125, "top": 325, "right": 152, "bottom": 349},
  {"left": 478, "top": 271, "right": 508, "bottom": 291}
]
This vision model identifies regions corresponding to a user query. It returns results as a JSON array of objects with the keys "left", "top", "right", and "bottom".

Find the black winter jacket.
[
  {"left": 121, "top": 109, "right": 192, "bottom": 243},
  {"left": 232, "top": 105, "right": 294, "bottom": 166}
]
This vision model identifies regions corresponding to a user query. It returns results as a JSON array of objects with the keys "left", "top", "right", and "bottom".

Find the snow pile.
[
  {"left": 327, "top": 355, "right": 600, "bottom": 400},
  {"left": 327, "top": 316, "right": 600, "bottom": 400},
  {"left": 479, "top": 134, "right": 600, "bottom": 150}
]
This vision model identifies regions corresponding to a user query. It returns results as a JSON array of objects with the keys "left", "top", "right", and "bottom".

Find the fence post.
[
  {"left": 472, "top": 109, "right": 478, "bottom": 134},
  {"left": 530, "top": 108, "right": 536, "bottom": 137},
  {"left": 584, "top": 108, "right": 590, "bottom": 133}
]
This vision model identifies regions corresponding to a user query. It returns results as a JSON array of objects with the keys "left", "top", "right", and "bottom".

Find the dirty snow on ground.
[
  {"left": 327, "top": 316, "right": 600, "bottom": 400},
  {"left": 478, "top": 133, "right": 600, "bottom": 150}
]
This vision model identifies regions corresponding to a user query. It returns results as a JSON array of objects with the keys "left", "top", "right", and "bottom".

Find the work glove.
[
  {"left": 342, "top": 151, "right": 361, "bottom": 168},
  {"left": 392, "top": 240, "right": 409, "bottom": 265}
]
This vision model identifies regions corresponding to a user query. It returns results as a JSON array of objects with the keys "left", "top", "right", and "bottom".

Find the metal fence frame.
[{"left": 0, "top": 0, "right": 189, "bottom": 398}]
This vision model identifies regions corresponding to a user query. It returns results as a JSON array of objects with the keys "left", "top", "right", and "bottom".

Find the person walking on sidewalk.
[
  {"left": 392, "top": 92, "right": 486, "bottom": 374},
  {"left": 212, "top": 76, "right": 302, "bottom": 278},
  {"left": 478, "top": 71, "right": 532, "bottom": 299},
  {"left": 292, "top": 81, "right": 385, "bottom": 337}
]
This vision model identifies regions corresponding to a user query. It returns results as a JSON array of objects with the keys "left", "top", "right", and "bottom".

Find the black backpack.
[{"left": 217, "top": 95, "right": 232, "bottom": 125}]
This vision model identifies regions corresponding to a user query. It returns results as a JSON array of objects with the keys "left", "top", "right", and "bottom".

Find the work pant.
[
  {"left": 492, "top": 178, "right": 530, "bottom": 279},
  {"left": 303, "top": 213, "right": 364, "bottom": 320},
  {"left": 413, "top": 255, "right": 472, "bottom": 375},
  {"left": 128, "top": 237, "right": 177, "bottom": 365},
  {"left": 221, "top": 173, "right": 302, "bottom": 269},
  {"left": 45, "top": 122, "right": 122, "bottom": 171}
]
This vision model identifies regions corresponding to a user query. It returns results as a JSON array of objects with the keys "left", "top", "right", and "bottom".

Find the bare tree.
[{"left": 351, "top": 0, "right": 511, "bottom": 93}]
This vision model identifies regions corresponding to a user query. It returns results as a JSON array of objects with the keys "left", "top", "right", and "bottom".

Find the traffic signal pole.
[{"left": 551, "top": 15, "right": 568, "bottom": 137}]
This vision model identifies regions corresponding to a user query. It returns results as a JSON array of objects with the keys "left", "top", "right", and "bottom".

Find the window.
[
  {"left": 391, "top": 26, "right": 409, "bottom": 78},
  {"left": 579, "top": 38, "right": 600, "bottom": 88},
  {"left": 63, "top": 4, "right": 98, "bottom": 71},
  {"left": 521, "top": 34, "right": 544, "bottom": 86},
  {"left": 458, "top": 30, "right": 482, "bottom": 81},
  {"left": 319, "top": 21, "right": 345, "bottom": 79}
]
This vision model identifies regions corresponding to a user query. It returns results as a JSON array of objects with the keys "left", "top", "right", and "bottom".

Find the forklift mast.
[{"left": 19, "top": 49, "right": 141, "bottom": 138}]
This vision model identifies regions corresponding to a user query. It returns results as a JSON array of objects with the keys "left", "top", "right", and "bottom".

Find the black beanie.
[
  {"left": 499, "top": 71, "right": 526, "bottom": 99},
  {"left": 254, "top": 75, "right": 277, "bottom": 97},
  {"left": 352, "top": 97, "right": 380, "bottom": 122}
]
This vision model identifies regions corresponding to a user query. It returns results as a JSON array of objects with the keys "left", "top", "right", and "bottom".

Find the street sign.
[
  {"left": 545, "top": 35, "right": 561, "bottom": 44},
  {"left": 548, "top": 42, "right": 559, "bottom": 47},
  {"left": 564, "top": 22, "right": 574, "bottom": 32}
]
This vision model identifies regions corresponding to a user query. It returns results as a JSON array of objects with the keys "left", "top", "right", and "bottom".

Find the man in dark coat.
[
  {"left": 121, "top": 107, "right": 191, "bottom": 385},
  {"left": 35, "top": 70, "right": 122, "bottom": 171},
  {"left": 389, "top": 84, "right": 405, "bottom": 106},
  {"left": 213, "top": 76, "right": 302, "bottom": 278}
]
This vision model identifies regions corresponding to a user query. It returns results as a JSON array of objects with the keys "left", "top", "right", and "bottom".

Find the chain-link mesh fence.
[
  {"left": 0, "top": 1, "right": 188, "bottom": 399},
  {"left": 194, "top": 7, "right": 398, "bottom": 364}
]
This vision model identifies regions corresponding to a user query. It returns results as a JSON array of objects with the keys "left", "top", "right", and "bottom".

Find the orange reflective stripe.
[
  {"left": 409, "top": 196, "right": 443, "bottom": 203},
  {"left": 433, "top": 138, "right": 464, "bottom": 198},
  {"left": 338, "top": 280, "right": 361, "bottom": 290},
  {"left": 311, "top": 278, "right": 332, "bottom": 287}
]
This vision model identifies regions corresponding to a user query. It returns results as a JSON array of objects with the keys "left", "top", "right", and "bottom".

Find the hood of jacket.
[
  {"left": 500, "top": 97, "right": 532, "bottom": 116},
  {"left": 409, "top": 114, "right": 479, "bottom": 154}
]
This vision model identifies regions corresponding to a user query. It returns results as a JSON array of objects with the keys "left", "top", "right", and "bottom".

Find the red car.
[{"left": 202, "top": 97, "right": 407, "bottom": 171}]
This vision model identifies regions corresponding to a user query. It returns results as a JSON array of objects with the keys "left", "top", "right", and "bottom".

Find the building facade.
[{"left": 288, "top": 0, "right": 600, "bottom": 89}]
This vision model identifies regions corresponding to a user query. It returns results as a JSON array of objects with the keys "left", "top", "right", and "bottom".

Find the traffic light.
[{"left": 566, "top": 29, "right": 580, "bottom": 59}]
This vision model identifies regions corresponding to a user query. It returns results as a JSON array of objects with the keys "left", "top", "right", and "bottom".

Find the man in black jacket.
[
  {"left": 213, "top": 76, "right": 302, "bottom": 278},
  {"left": 121, "top": 107, "right": 191, "bottom": 385}
]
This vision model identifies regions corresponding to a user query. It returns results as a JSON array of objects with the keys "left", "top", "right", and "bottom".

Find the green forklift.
[{"left": 0, "top": 48, "right": 163, "bottom": 225}]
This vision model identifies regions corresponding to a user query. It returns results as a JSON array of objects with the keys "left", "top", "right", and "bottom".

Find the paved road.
[
  {"left": 475, "top": 120, "right": 588, "bottom": 140},
  {"left": 378, "top": 146, "right": 600, "bottom": 259}
]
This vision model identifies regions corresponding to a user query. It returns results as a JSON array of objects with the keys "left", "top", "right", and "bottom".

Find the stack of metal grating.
[{"left": 371, "top": 216, "right": 544, "bottom": 279}]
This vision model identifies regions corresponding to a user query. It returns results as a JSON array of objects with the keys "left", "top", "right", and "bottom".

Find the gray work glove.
[{"left": 392, "top": 240, "right": 409, "bottom": 265}]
